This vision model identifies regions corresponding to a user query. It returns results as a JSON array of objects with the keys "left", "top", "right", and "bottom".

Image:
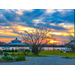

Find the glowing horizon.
[{"left": 0, "top": 9, "right": 74, "bottom": 45}]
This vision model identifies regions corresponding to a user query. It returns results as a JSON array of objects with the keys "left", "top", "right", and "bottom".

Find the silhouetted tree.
[{"left": 21, "top": 26, "right": 53, "bottom": 55}]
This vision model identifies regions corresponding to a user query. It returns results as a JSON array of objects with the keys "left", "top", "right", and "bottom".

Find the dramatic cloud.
[{"left": 0, "top": 9, "right": 74, "bottom": 44}]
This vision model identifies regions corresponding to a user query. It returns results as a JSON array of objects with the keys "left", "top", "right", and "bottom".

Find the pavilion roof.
[
  {"left": 5, "top": 42, "right": 27, "bottom": 46},
  {"left": 65, "top": 40, "right": 75, "bottom": 45},
  {"left": 5, "top": 37, "right": 27, "bottom": 46}
]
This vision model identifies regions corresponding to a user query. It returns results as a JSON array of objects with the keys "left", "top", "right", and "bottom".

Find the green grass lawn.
[
  {"left": 3, "top": 52, "right": 48, "bottom": 57},
  {"left": 39, "top": 50, "right": 75, "bottom": 56},
  {"left": 3, "top": 52, "right": 24, "bottom": 54},
  {"left": 3, "top": 50, "right": 75, "bottom": 57}
]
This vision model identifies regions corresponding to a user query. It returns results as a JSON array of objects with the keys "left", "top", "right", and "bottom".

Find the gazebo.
[{"left": 5, "top": 37, "right": 28, "bottom": 51}]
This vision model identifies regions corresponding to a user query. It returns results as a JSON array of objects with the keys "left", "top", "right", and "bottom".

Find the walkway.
[{"left": 0, "top": 55, "right": 75, "bottom": 65}]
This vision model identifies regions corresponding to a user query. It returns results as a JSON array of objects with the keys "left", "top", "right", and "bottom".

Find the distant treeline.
[{"left": 0, "top": 42, "right": 6, "bottom": 46}]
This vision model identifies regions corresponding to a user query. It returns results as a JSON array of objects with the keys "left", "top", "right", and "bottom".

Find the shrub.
[
  {"left": 12, "top": 50, "right": 14, "bottom": 52},
  {"left": 25, "top": 49, "right": 30, "bottom": 55},
  {"left": 25, "top": 49, "right": 30, "bottom": 52},
  {"left": 1, "top": 56, "right": 13, "bottom": 61},
  {"left": 11, "top": 48, "right": 14, "bottom": 52},
  {"left": 15, "top": 50, "right": 17, "bottom": 52},
  {"left": 15, "top": 56, "right": 25, "bottom": 61},
  {"left": 11, "top": 53, "right": 15, "bottom": 57},
  {"left": 9, "top": 50, "right": 11, "bottom": 52},
  {"left": 3, "top": 50, "right": 7, "bottom": 52},
  {"left": 0, "top": 50, "right": 3, "bottom": 54},
  {"left": 0, "top": 59, "right": 2, "bottom": 61}
]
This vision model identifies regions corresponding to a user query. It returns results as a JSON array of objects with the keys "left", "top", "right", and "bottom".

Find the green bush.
[
  {"left": 3, "top": 50, "right": 7, "bottom": 52},
  {"left": 0, "top": 50, "right": 3, "bottom": 54},
  {"left": 15, "top": 56, "right": 25, "bottom": 61},
  {"left": 0, "top": 59, "right": 2, "bottom": 61},
  {"left": 25, "top": 49, "right": 30, "bottom": 55},
  {"left": 15, "top": 50, "right": 17, "bottom": 52},
  {"left": 11, "top": 48, "right": 14, "bottom": 52},
  {"left": 8, "top": 50, "right": 11, "bottom": 52},
  {"left": 1, "top": 56, "right": 13, "bottom": 61},
  {"left": 12, "top": 50, "right": 14, "bottom": 52},
  {"left": 25, "top": 49, "right": 30, "bottom": 52}
]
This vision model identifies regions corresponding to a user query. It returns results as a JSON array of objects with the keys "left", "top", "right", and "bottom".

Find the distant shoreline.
[{"left": 0, "top": 46, "right": 65, "bottom": 47}]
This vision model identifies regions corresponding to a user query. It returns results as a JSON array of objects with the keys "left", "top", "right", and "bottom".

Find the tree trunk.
[
  {"left": 34, "top": 47, "right": 38, "bottom": 55},
  {"left": 32, "top": 44, "right": 39, "bottom": 55},
  {"left": 53, "top": 45, "right": 55, "bottom": 53}
]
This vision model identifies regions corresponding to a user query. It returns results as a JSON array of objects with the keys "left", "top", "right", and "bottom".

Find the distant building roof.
[
  {"left": 11, "top": 37, "right": 21, "bottom": 43},
  {"left": 65, "top": 40, "right": 75, "bottom": 45}
]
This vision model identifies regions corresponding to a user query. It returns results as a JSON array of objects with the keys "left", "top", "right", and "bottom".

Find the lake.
[{"left": 0, "top": 47, "right": 65, "bottom": 50}]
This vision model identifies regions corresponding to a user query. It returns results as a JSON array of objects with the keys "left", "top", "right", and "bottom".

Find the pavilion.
[
  {"left": 4, "top": 37, "right": 28, "bottom": 51},
  {"left": 65, "top": 40, "right": 75, "bottom": 52}
]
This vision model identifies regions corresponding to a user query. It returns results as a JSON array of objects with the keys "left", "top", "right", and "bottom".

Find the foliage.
[
  {"left": 25, "top": 49, "right": 30, "bottom": 55},
  {"left": 11, "top": 53, "right": 14, "bottom": 55},
  {"left": 0, "top": 59, "right": 2, "bottom": 61},
  {"left": 3, "top": 50, "right": 7, "bottom": 52},
  {"left": 25, "top": 49, "right": 30, "bottom": 52},
  {"left": 9, "top": 50, "right": 11, "bottom": 52},
  {"left": 15, "top": 56, "right": 25, "bottom": 61},
  {"left": 66, "top": 44, "right": 75, "bottom": 52},
  {"left": 0, "top": 50, "right": 3, "bottom": 54},
  {"left": 12, "top": 50, "right": 14, "bottom": 52},
  {"left": 15, "top": 50, "right": 17, "bottom": 52},
  {"left": 69, "top": 45, "right": 74, "bottom": 51},
  {"left": 1, "top": 56, "right": 13, "bottom": 61}
]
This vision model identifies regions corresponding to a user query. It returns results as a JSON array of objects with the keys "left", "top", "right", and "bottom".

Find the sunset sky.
[{"left": 0, "top": 9, "right": 74, "bottom": 44}]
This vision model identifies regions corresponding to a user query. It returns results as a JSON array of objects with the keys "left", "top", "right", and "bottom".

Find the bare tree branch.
[{"left": 21, "top": 26, "right": 53, "bottom": 55}]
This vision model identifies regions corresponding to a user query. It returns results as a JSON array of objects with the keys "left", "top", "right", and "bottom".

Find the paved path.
[{"left": 0, "top": 55, "right": 75, "bottom": 65}]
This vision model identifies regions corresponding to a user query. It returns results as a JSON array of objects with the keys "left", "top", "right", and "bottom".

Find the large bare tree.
[{"left": 21, "top": 26, "right": 53, "bottom": 55}]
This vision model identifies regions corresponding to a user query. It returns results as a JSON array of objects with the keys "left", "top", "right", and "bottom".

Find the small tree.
[
  {"left": 12, "top": 48, "right": 14, "bottom": 52},
  {"left": 21, "top": 26, "right": 53, "bottom": 55}
]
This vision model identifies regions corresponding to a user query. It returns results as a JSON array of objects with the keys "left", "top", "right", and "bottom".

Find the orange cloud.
[
  {"left": 0, "top": 38, "right": 13, "bottom": 42},
  {"left": 0, "top": 24, "right": 74, "bottom": 45}
]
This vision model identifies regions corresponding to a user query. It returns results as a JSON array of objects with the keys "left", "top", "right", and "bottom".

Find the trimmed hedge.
[
  {"left": 1, "top": 56, "right": 13, "bottom": 61},
  {"left": 0, "top": 56, "right": 26, "bottom": 62},
  {"left": 25, "top": 49, "right": 30, "bottom": 52},
  {"left": 3, "top": 50, "right": 18, "bottom": 52},
  {"left": 15, "top": 56, "right": 25, "bottom": 61},
  {"left": 3, "top": 50, "right": 7, "bottom": 52}
]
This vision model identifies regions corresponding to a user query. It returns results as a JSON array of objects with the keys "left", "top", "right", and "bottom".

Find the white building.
[
  {"left": 65, "top": 40, "right": 75, "bottom": 52},
  {"left": 5, "top": 37, "right": 28, "bottom": 51}
]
